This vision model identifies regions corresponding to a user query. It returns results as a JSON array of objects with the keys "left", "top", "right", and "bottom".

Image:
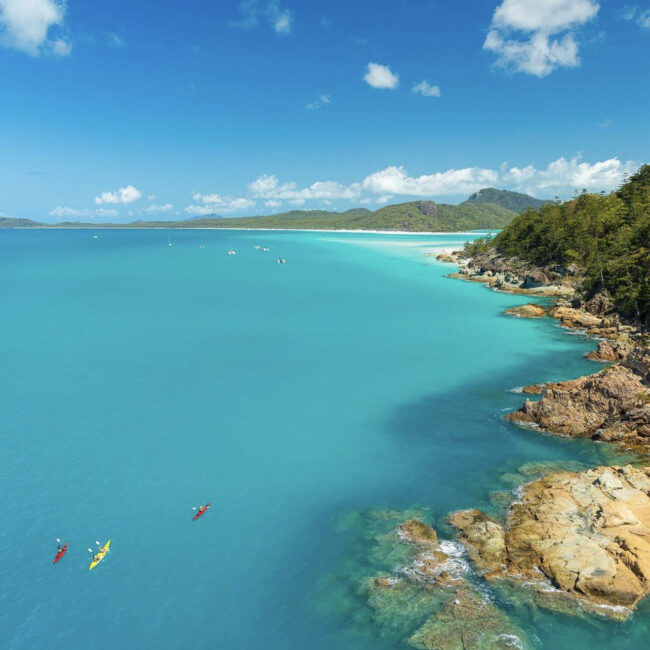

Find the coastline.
[
  {"left": 0, "top": 226, "right": 492, "bottom": 236},
  {"left": 427, "top": 247, "right": 650, "bottom": 619}
]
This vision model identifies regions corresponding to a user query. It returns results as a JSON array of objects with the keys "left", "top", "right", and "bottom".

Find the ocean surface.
[{"left": 1, "top": 229, "right": 648, "bottom": 649}]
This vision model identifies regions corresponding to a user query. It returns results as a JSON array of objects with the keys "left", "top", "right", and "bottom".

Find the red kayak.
[
  {"left": 192, "top": 503, "right": 210, "bottom": 521},
  {"left": 53, "top": 544, "right": 68, "bottom": 564}
]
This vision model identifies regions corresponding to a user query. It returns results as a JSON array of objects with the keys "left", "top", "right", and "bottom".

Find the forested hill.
[
  {"left": 463, "top": 188, "right": 549, "bottom": 212},
  {"left": 467, "top": 165, "right": 650, "bottom": 324},
  {"left": 0, "top": 201, "right": 519, "bottom": 232},
  {"left": 175, "top": 200, "right": 517, "bottom": 232},
  {"left": 0, "top": 188, "right": 548, "bottom": 232}
]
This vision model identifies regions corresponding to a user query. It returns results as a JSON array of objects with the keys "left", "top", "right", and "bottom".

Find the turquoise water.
[{"left": 0, "top": 229, "right": 646, "bottom": 649}]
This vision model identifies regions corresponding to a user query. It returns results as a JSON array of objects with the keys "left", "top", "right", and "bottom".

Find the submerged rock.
[
  {"left": 399, "top": 519, "right": 439, "bottom": 545},
  {"left": 368, "top": 519, "right": 530, "bottom": 648},
  {"left": 450, "top": 465, "right": 650, "bottom": 620},
  {"left": 408, "top": 588, "right": 527, "bottom": 650}
]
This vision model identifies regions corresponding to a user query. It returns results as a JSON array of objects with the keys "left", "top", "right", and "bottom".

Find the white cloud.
[
  {"left": 411, "top": 81, "right": 441, "bottom": 97},
  {"left": 233, "top": 1, "right": 293, "bottom": 35},
  {"left": 186, "top": 192, "right": 255, "bottom": 214},
  {"left": 363, "top": 62, "right": 399, "bottom": 89},
  {"left": 624, "top": 7, "right": 650, "bottom": 28},
  {"left": 228, "top": 198, "right": 256, "bottom": 210},
  {"left": 360, "top": 165, "right": 499, "bottom": 196},
  {"left": 501, "top": 155, "right": 637, "bottom": 194},
  {"left": 144, "top": 203, "right": 174, "bottom": 214},
  {"left": 49, "top": 206, "right": 118, "bottom": 218},
  {"left": 265, "top": 199, "right": 281, "bottom": 207},
  {"left": 375, "top": 195, "right": 393, "bottom": 205},
  {"left": 0, "top": 0, "right": 71, "bottom": 56},
  {"left": 249, "top": 174, "right": 358, "bottom": 201},
  {"left": 289, "top": 198, "right": 306, "bottom": 206},
  {"left": 484, "top": 0, "right": 599, "bottom": 77},
  {"left": 306, "top": 93, "right": 331, "bottom": 110},
  {"left": 94, "top": 185, "right": 143, "bottom": 205},
  {"left": 274, "top": 9, "right": 292, "bottom": 34}
]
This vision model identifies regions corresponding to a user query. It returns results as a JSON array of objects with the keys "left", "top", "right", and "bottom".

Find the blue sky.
[{"left": 0, "top": 0, "right": 649, "bottom": 222}]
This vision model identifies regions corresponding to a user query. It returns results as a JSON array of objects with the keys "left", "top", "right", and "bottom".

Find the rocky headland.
[
  {"left": 507, "top": 347, "right": 650, "bottom": 451},
  {"left": 448, "top": 465, "right": 650, "bottom": 620}
]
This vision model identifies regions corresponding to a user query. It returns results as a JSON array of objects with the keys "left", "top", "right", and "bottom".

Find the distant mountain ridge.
[
  {"left": 0, "top": 188, "right": 547, "bottom": 232},
  {"left": 463, "top": 188, "right": 549, "bottom": 213}
]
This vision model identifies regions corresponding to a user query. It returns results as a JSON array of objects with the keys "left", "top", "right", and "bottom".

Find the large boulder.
[
  {"left": 504, "top": 304, "right": 546, "bottom": 318},
  {"left": 450, "top": 466, "right": 650, "bottom": 619},
  {"left": 586, "top": 339, "right": 634, "bottom": 362}
]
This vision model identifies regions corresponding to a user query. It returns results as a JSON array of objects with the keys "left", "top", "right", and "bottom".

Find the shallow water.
[{"left": 0, "top": 229, "right": 644, "bottom": 649}]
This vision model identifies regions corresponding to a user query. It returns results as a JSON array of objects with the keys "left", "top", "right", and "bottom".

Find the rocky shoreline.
[
  {"left": 423, "top": 248, "right": 650, "bottom": 623},
  {"left": 437, "top": 248, "right": 650, "bottom": 456}
]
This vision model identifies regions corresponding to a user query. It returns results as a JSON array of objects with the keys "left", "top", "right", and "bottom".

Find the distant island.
[{"left": 0, "top": 188, "right": 548, "bottom": 233}]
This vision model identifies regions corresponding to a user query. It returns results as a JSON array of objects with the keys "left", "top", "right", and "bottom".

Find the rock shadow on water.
[{"left": 381, "top": 357, "right": 634, "bottom": 522}]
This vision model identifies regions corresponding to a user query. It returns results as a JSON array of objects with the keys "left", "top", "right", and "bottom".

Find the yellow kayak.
[{"left": 89, "top": 539, "right": 111, "bottom": 571}]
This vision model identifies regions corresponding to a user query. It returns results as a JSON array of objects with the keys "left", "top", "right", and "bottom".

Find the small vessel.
[
  {"left": 262, "top": 247, "right": 270, "bottom": 252},
  {"left": 89, "top": 540, "right": 110, "bottom": 571},
  {"left": 53, "top": 540, "right": 68, "bottom": 564},
  {"left": 92, "top": 234, "right": 99, "bottom": 240},
  {"left": 253, "top": 245, "right": 261, "bottom": 250},
  {"left": 276, "top": 258, "right": 287, "bottom": 264},
  {"left": 227, "top": 249, "right": 237, "bottom": 255},
  {"left": 193, "top": 503, "right": 211, "bottom": 521},
  {"left": 199, "top": 244, "right": 205, "bottom": 249},
  {"left": 168, "top": 235, "right": 173, "bottom": 247}
]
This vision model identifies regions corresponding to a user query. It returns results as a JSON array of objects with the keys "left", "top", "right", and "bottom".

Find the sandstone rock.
[
  {"left": 586, "top": 288, "right": 614, "bottom": 315},
  {"left": 521, "top": 384, "right": 544, "bottom": 394},
  {"left": 449, "top": 466, "right": 650, "bottom": 619},
  {"left": 586, "top": 340, "right": 634, "bottom": 362},
  {"left": 506, "top": 361, "right": 648, "bottom": 444},
  {"left": 505, "top": 465, "right": 650, "bottom": 614},
  {"left": 447, "top": 510, "right": 506, "bottom": 579},
  {"left": 523, "top": 268, "right": 549, "bottom": 288},
  {"left": 549, "top": 306, "right": 606, "bottom": 330},
  {"left": 504, "top": 304, "right": 546, "bottom": 318}
]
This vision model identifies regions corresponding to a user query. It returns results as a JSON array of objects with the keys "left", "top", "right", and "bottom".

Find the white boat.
[
  {"left": 227, "top": 249, "right": 237, "bottom": 255},
  {"left": 92, "top": 234, "right": 99, "bottom": 239},
  {"left": 262, "top": 247, "right": 270, "bottom": 252},
  {"left": 276, "top": 258, "right": 287, "bottom": 264},
  {"left": 253, "top": 245, "right": 261, "bottom": 250},
  {"left": 168, "top": 235, "right": 173, "bottom": 247}
]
